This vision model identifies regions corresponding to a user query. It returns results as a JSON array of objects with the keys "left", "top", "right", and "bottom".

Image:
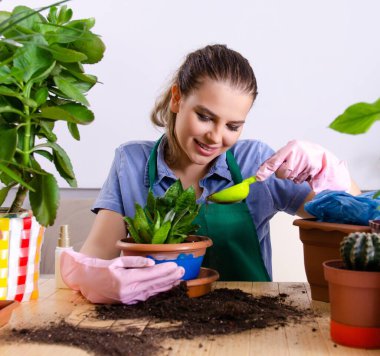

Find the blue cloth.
[
  {"left": 92, "top": 137, "right": 311, "bottom": 279},
  {"left": 304, "top": 190, "right": 380, "bottom": 225}
]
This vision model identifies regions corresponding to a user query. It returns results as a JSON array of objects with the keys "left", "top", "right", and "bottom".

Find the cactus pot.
[
  {"left": 293, "top": 218, "right": 371, "bottom": 302},
  {"left": 323, "top": 260, "right": 380, "bottom": 349},
  {"left": 116, "top": 235, "right": 213, "bottom": 281}
]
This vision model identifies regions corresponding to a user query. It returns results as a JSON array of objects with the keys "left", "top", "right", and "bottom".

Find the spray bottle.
[{"left": 55, "top": 225, "right": 74, "bottom": 289}]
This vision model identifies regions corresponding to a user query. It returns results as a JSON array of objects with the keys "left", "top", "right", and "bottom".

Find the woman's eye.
[
  {"left": 196, "top": 113, "right": 211, "bottom": 122},
  {"left": 227, "top": 124, "right": 240, "bottom": 132}
]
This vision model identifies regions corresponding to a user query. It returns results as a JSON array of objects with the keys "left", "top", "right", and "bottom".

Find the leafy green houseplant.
[
  {"left": 0, "top": 2, "right": 105, "bottom": 226},
  {"left": 124, "top": 180, "right": 201, "bottom": 244},
  {"left": 118, "top": 180, "right": 213, "bottom": 282},
  {"left": 323, "top": 232, "right": 380, "bottom": 348}
]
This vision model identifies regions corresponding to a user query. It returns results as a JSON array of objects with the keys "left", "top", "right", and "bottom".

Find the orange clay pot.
[
  {"left": 323, "top": 260, "right": 380, "bottom": 349},
  {"left": 116, "top": 235, "right": 213, "bottom": 281},
  {"left": 293, "top": 218, "right": 370, "bottom": 302}
]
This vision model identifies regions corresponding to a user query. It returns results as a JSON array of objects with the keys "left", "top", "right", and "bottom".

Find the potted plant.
[
  {"left": 117, "top": 180, "right": 217, "bottom": 296},
  {"left": 294, "top": 97, "right": 379, "bottom": 302},
  {"left": 323, "top": 232, "right": 380, "bottom": 348},
  {"left": 0, "top": 2, "right": 105, "bottom": 301}
]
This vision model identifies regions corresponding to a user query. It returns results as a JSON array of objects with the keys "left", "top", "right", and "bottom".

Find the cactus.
[{"left": 340, "top": 232, "right": 380, "bottom": 271}]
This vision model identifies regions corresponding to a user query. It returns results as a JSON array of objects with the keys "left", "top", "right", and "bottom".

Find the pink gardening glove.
[
  {"left": 256, "top": 140, "right": 351, "bottom": 193},
  {"left": 60, "top": 250, "right": 185, "bottom": 304}
]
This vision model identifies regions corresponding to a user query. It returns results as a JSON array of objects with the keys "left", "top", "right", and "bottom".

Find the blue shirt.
[{"left": 92, "top": 137, "right": 311, "bottom": 279}]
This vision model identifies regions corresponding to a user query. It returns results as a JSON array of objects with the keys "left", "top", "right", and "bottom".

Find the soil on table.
[{"left": 5, "top": 283, "right": 313, "bottom": 356}]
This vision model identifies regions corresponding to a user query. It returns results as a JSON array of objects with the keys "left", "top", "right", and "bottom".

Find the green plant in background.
[
  {"left": 125, "top": 180, "right": 201, "bottom": 244},
  {"left": 0, "top": 1, "right": 105, "bottom": 226},
  {"left": 329, "top": 99, "right": 380, "bottom": 135},
  {"left": 340, "top": 232, "right": 380, "bottom": 271},
  {"left": 329, "top": 98, "right": 380, "bottom": 198}
]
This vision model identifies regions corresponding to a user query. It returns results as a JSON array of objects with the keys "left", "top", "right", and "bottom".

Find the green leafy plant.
[
  {"left": 340, "top": 232, "right": 380, "bottom": 271},
  {"left": 329, "top": 98, "right": 380, "bottom": 198},
  {"left": 0, "top": 1, "right": 105, "bottom": 226},
  {"left": 329, "top": 99, "right": 380, "bottom": 135},
  {"left": 124, "top": 180, "right": 201, "bottom": 244}
]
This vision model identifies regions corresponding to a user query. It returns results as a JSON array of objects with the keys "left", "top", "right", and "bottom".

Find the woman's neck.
[{"left": 164, "top": 143, "right": 210, "bottom": 198}]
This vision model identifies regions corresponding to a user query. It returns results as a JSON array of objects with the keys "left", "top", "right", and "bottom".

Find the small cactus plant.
[{"left": 340, "top": 232, "right": 380, "bottom": 271}]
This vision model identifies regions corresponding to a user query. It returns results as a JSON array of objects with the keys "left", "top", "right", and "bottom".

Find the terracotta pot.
[
  {"left": 323, "top": 260, "right": 380, "bottom": 349},
  {"left": 0, "top": 300, "right": 19, "bottom": 327},
  {"left": 116, "top": 235, "right": 213, "bottom": 281},
  {"left": 0, "top": 209, "right": 45, "bottom": 302},
  {"left": 369, "top": 219, "right": 380, "bottom": 233},
  {"left": 293, "top": 218, "right": 370, "bottom": 302}
]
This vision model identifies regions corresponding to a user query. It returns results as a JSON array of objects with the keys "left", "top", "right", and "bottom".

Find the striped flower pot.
[{"left": 0, "top": 210, "right": 45, "bottom": 302}]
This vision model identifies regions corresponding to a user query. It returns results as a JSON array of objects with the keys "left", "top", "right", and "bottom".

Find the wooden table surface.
[{"left": 0, "top": 278, "right": 378, "bottom": 356}]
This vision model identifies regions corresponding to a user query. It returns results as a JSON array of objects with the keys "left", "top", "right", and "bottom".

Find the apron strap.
[
  {"left": 226, "top": 150, "right": 243, "bottom": 184},
  {"left": 148, "top": 137, "right": 162, "bottom": 189}
]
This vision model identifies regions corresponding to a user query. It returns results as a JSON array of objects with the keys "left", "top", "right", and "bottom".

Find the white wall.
[
  {"left": 3, "top": 0, "right": 379, "bottom": 281},
  {"left": 3, "top": 0, "right": 379, "bottom": 190}
]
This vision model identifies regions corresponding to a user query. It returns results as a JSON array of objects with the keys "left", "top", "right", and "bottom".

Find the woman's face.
[{"left": 170, "top": 79, "right": 253, "bottom": 167}]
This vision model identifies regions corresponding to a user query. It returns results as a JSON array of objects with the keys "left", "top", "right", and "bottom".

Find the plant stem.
[{"left": 9, "top": 186, "right": 28, "bottom": 213}]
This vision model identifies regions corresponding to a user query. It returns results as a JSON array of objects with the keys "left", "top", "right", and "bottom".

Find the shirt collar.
[{"left": 144, "top": 137, "right": 234, "bottom": 187}]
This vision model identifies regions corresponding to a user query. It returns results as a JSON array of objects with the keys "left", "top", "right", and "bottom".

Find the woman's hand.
[
  {"left": 256, "top": 140, "right": 353, "bottom": 193},
  {"left": 60, "top": 250, "right": 185, "bottom": 304}
]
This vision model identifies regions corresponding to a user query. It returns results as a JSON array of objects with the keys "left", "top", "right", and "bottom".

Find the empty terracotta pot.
[
  {"left": 116, "top": 235, "right": 213, "bottom": 281},
  {"left": 323, "top": 260, "right": 380, "bottom": 349},
  {"left": 293, "top": 218, "right": 371, "bottom": 302}
]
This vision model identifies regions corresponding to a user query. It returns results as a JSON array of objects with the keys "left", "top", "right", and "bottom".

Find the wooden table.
[{"left": 0, "top": 279, "right": 378, "bottom": 355}]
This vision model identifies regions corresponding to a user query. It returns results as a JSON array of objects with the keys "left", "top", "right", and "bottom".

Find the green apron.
[{"left": 148, "top": 139, "right": 270, "bottom": 281}]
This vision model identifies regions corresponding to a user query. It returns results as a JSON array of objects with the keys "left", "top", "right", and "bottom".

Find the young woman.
[{"left": 61, "top": 44, "right": 360, "bottom": 304}]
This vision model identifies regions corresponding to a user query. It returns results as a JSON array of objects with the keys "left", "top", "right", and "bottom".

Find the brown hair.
[{"left": 151, "top": 44, "right": 258, "bottom": 163}]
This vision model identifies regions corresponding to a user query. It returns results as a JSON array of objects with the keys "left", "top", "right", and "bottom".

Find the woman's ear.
[{"left": 170, "top": 84, "right": 181, "bottom": 113}]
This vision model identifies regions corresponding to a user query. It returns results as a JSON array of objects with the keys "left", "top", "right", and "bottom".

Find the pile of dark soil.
[
  {"left": 96, "top": 283, "right": 311, "bottom": 339},
  {"left": 9, "top": 321, "right": 156, "bottom": 356},
  {"left": 5, "top": 283, "right": 312, "bottom": 356}
]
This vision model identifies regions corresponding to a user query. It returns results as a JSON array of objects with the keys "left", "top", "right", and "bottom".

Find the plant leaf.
[
  {"left": 0, "top": 85, "right": 37, "bottom": 108},
  {"left": 146, "top": 189, "right": 156, "bottom": 216},
  {"left": 0, "top": 104, "right": 25, "bottom": 118},
  {"left": 0, "top": 124, "right": 17, "bottom": 161},
  {"left": 37, "top": 121, "right": 57, "bottom": 141},
  {"left": 48, "top": 44, "right": 87, "bottom": 63},
  {"left": 133, "top": 204, "right": 152, "bottom": 243},
  {"left": 38, "top": 104, "right": 94, "bottom": 124},
  {"left": 34, "top": 87, "right": 49, "bottom": 106},
  {"left": 0, "top": 184, "right": 14, "bottom": 206},
  {"left": 13, "top": 43, "right": 54, "bottom": 82},
  {"left": 152, "top": 221, "right": 171, "bottom": 244},
  {"left": 28, "top": 60, "right": 56, "bottom": 83},
  {"left": 124, "top": 217, "right": 143, "bottom": 243},
  {"left": 33, "top": 149, "right": 54, "bottom": 162},
  {"left": 71, "top": 32, "right": 105, "bottom": 64},
  {"left": 53, "top": 75, "right": 89, "bottom": 105},
  {"left": 60, "top": 103, "right": 94, "bottom": 124},
  {"left": 0, "top": 161, "right": 35, "bottom": 191},
  {"left": 0, "top": 66, "right": 15, "bottom": 85},
  {"left": 41, "top": 141, "right": 76, "bottom": 181},
  {"left": 67, "top": 122, "right": 80, "bottom": 140},
  {"left": 329, "top": 99, "right": 380, "bottom": 134},
  {"left": 29, "top": 172, "right": 59, "bottom": 226}
]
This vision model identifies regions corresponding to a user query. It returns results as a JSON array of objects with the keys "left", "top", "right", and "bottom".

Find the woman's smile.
[{"left": 194, "top": 139, "right": 220, "bottom": 156}]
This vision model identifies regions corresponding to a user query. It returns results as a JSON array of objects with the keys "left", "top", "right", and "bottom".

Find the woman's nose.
[{"left": 206, "top": 126, "right": 223, "bottom": 144}]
